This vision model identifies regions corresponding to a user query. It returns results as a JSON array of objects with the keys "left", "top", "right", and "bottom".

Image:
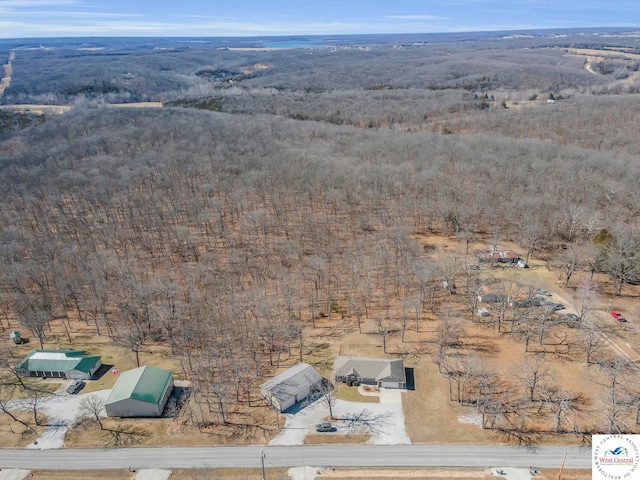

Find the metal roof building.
[
  {"left": 333, "top": 356, "right": 406, "bottom": 389},
  {"left": 16, "top": 350, "right": 102, "bottom": 380},
  {"left": 105, "top": 365, "right": 174, "bottom": 417},
  {"left": 260, "top": 362, "right": 322, "bottom": 412}
]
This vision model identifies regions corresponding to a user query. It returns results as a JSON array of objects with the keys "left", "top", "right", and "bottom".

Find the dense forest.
[{"left": 1, "top": 29, "right": 640, "bottom": 444}]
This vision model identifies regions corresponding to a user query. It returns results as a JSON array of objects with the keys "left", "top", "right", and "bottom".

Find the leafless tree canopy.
[{"left": 1, "top": 31, "right": 640, "bottom": 441}]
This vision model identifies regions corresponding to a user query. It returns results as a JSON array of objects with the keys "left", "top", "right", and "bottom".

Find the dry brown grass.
[
  {"left": 320, "top": 468, "right": 592, "bottom": 479},
  {"left": 21, "top": 467, "right": 592, "bottom": 480},
  {"left": 171, "top": 468, "right": 289, "bottom": 479},
  {"left": 532, "top": 469, "right": 592, "bottom": 480},
  {"left": 24, "top": 469, "right": 288, "bottom": 480},
  {"left": 403, "top": 361, "right": 493, "bottom": 444},
  {"left": 304, "top": 433, "right": 370, "bottom": 445},
  {"left": 335, "top": 384, "right": 379, "bottom": 403},
  {"left": 0, "top": 409, "right": 45, "bottom": 448},
  {"left": 26, "top": 471, "right": 133, "bottom": 480},
  {"left": 320, "top": 468, "right": 491, "bottom": 479},
  {"left": 321, "top": 468, "right": 494, "bottom": 479}
]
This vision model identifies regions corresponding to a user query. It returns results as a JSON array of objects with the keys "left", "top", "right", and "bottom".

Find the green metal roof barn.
[{"left": 105, "top": 365, "right": 174, "bottom": 417}]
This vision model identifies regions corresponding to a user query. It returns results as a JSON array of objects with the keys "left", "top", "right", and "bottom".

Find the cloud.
[
  {"left": 0, "top": 0, "right": 86, "bottom": 17},
  {"left": 0, "top": 19, "right": 389, "bottom": 38},
  {"left": 11, "top": 10, "right": 142, "bottom": 18},
  {"left": 386, "top": 15, "right": 444, "bottom": 20},
  {"left": 0, "top": 0, "right": 82, "bottom": 8}
]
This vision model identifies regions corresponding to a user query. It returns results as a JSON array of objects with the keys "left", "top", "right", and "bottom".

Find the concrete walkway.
[
  {"left": 134, "top": 469, "right": 172, "bottom": 480},
  {"left": 0, "top": 470, "right": 30, "bottom": 480}
]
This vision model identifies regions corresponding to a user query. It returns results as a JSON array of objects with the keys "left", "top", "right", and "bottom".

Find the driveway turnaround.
[{"left": 0, "top": 444, "right": 590, "bottom": 471}]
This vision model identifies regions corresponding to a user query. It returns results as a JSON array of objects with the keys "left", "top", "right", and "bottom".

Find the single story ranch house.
[
  {"left": 333, "top": 356, "right": 406, "bottom": 389},
  {"left": 16, "top": 349, "right": 102, "bottom": 380}
]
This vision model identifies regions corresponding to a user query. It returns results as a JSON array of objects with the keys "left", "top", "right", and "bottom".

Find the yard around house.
[{"left": 1, "top": 232, "right": 639, "bottom": 450}]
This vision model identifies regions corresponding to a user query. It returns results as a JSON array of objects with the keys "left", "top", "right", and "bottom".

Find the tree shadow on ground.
[{"left": 162, "top": 386, "right": 191, "bottom": 418}]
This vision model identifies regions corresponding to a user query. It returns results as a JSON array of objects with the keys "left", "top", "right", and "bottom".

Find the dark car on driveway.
[
  {"left": 315, "top": 422, "right": 333, "bottom": 432},
  {"left": 66, "top": 380, "right": 85, "bottom": 394}
]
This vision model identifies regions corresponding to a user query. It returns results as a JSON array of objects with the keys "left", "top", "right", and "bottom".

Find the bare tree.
[
  {"left": 433, "top": 313, "right": 463, "bottom": 374},
  {"left": 318, "top": 378, "right": 336, "bottom": 420},
  {"left": 555, "top": 247, "right": 581, "bottom": 288},
  {"left": 574, "top": 279, "right": 599, "bottom": 325},
  {"left": 516, "top": 355, "right": 554, "bottom": 402},
  {"left": 579, "top": 322, "right": 606, "bottom": 364},
  {"left": 540, "top": 385, "right": 582, "bottom": 433},
  {"left": 592, "top": 357, "right": 635, "bottom": 434},
  {"left": 18, "top": 307, "right": 49, "bottom": 349},
  {"left": 79, "top": 395, "right": 106, "bottom": 430},
  {"left": 460, "top": 264, "right": 482, "bottom": 322},
  {"left": 340, "top": 409, "right": 393, "bottom": 435},
  {"left": 604, "top": 234, "right": 639, "bottom": 296}
]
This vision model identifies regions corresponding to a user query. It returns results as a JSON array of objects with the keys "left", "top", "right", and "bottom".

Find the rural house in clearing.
[
  {"left": 260, "top": 362, "right": 323, "bottom": 412},
  {"left": 105, "top": 365, "right": 174, "bottom": 418},
  {"left": 333, "top": 356, "right": 406, "bottom": 389},
  {"left": 480, "top": 249, "right": 523, "bottom": 265},
  {"left": 16, "top": 349, "right": 102, "bottom": 380}
]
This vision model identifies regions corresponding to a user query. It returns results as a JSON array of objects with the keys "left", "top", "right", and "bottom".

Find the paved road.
[{"left": 0, "top": 444, "right": 590, "bottom": 470}]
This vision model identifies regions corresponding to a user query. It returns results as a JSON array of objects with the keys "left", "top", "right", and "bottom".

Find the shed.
[
  {"left": 105, "top": 365, "right": 174, "bottom": 418},
  {"left": 259, "top": 363, "right": 322, "bottom": 412},
  {"left": 333, "top": 356, "right": 406, "bottom": 389},
  {"left": 16, "top": 350, "right": 102, "bottom": 379},
  {"left": 9, "top": 331, "right": 23, "bottom": 344}
]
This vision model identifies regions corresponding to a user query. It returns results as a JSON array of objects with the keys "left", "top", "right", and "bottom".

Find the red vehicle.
[{"left": 610, "top": 310, "right": 627, "bottom": 322}]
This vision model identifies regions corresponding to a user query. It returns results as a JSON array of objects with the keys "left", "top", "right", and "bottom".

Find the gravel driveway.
[{"left": 7, "top": 388, "right": 111, "bottom": 450}]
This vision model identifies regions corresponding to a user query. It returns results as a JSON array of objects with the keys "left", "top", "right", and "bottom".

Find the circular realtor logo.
[{"left": 593, "top": 435, "right": 640, "bottom": 479}]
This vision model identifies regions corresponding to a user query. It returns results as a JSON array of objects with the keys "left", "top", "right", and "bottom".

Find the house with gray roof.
[
  {"left": 333, "top": 356, "right": 406, "bottom": 389},
  {"left": 105, "top": 365, "right": 174, "bottom": 417},
  {"left": 260, "top": 362, "right": 322, "bottom": 412},
  {"left": 16, "top": 349, "right": 102, "bottom": 380}
]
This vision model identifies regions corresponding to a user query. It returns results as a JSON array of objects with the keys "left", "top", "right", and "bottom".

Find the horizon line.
[{"left": 1, "top": 25, "right": 639, "bottom": 42}]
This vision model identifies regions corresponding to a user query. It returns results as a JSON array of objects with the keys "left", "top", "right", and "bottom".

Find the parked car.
[
  {"left": 66, "top": 380, "right": 85, "bottom": 394},
  {"left": 315, "top": 422, "right": 333, "bottom": 432},
  {"left": 610, "top": 310, "right": 627, "bottom": 322}
]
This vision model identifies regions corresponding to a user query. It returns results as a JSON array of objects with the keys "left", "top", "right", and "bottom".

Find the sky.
[{"left": 0, "top": 0, "right": 639, "bottom": 39}]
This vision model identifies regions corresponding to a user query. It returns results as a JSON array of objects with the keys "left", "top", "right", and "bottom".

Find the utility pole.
[
  {"left": 558, "top": 451, "right": 567, "bottom": 480},
  {"left": 260, "top": 447, "right": 266, "bottom": 480}
]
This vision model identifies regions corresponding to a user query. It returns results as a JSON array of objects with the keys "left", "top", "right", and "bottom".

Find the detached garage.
[
  {"left": 105, "top": 365, "right": 174, "bottom": 418},
  {"left": 260, "top": 362, "right": 322, "bottom": 412}
]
